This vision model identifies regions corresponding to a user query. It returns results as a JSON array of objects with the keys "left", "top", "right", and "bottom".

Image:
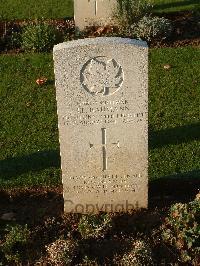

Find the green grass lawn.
[
  {"left": 0, "top": 0, "right": 73, "bottom": 20},
  {"left": 0, "top": 54, "right": 60, "bottom": 187},
  {"left": 152, "top": 0, "right": 200, "bottom": 13},
  {"left": 149, "top": 47, "right": 200, "bottom": 179},
  {"left": 0, "top": 47, "right": 199, "bottom": 188},
  {"left": 0, "top": 0, "right": 199, "bottom": 20}
]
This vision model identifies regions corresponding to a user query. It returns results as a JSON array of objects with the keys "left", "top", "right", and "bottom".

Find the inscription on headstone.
[
  {"left": 53, "top": 37, "right": 148, "bottom": 213},
  {"left": 74, "top": 0, "right": 117, "bottom": 30}
]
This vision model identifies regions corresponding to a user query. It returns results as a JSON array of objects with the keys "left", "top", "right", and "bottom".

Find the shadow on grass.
[
  {"left": 0, "top": 150, "right": 60, "bottom": 180},
  {"left": 149, "top": 122, "right": 200, "bottom": 149},
  {"left": 154, "top": 0, "right": 200, "bottom": 11},
  {"left": 149, "top": 170, "right": 200, "bottom": 208},
  {"left": 46, "top": 79, "right": 55, "bottom": 86}
]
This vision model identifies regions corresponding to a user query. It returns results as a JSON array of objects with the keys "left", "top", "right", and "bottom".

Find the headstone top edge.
[{"left": 53, "top": 37, "right": 148, "bottom": 52}]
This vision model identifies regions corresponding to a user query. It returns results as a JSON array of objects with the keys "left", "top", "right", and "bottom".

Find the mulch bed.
[
  {"left": 0, "top": 178, "right": 199, "bottom": 264},
  {"left": 151, "top": 11, "right": 200, "bottom": 47},
  {"left": 0, "top": 11, "right": 199, "bottom": 54},
  {"left": 0, "top": 177, "right": 199, "bottom": 226}
]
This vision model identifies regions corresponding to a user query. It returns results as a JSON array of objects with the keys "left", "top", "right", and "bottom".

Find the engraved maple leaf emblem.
[{"left": 81, "top": 57, "right": 124, "bottom": 96}]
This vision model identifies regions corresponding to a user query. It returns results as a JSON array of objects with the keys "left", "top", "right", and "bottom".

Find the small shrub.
[
  {"left": 46, "top": 239, "right": 78, "bottom": 266},
  {"left": 57, "top": 19, "right": 75, "bottom": 41},
  {"left": 161, "top": 193, "right": 200, "bottom": 265},
  {"left": 1, "top": 224, "right": 30, "bottom": 263},
  {"left": 78, "top": 214, "right": 112, "bottom": 239},
  {"left": 80, "top": 256, "right": 99, "bottom": 265},
  {"left": 114, "top": 239, "right": 154, "bottom": 265},
  {"left": 131, "top": 15, "right": 172, "bottom": 42},
  {"left": 115, "top": 0, "right": 153, "bottom": 28},
  {"left": 22, "top": 21, "right": 63, "bottom": 52}
]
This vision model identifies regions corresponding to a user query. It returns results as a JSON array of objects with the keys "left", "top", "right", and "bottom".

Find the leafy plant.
[
  {"left": 161, "top": 193, "right": 200, "bottom": 265},
  {"left": 131, "top": 15, "right": 172, "bottom": 42},
  {"left": 115, "top": 0, "right": 153, "bottom": 28},
  {"left": 1, "top": 224, "right": 30, "bottom": 263},
  {"left": 21, "top": 21, "right": 63, "bottom": 52},
  {"left": 46, "top": 239, "right": 78, "bottom": 266},
  {"left": 114, "top": 0, "right": 172, "bottom": 42},
  {"left": 78, "top": 214, "right": 112, "bottom": 239}
]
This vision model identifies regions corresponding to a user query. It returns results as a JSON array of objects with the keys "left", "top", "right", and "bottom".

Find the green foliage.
[
  {"left": 115, "top": 0, "right": 153, "bottom": 27},
  {"left": 22, "top": 21, "right": 63, "bottom": 52},
  {"left": 0, "top": 0, "right": 199, "bottom": 21},
  {"left": 149, "top": 47, "right": 200, "bottom": 179},
  {"left": 46, "top": 239, "right": 78, "bottom": 266},
  {"left": 1, "top": 224, "right": 30, "bottom": 263},
  {"left": 0, "top": 20, "right": 75, "bottom": 52},
  {"left": 0, "top": 54, "right": 60, "bottom": 188},
  {"left": 0, "top": 0, "right": 73, "bottom": 20},
  {"left": 131, "top": 15, "right": 172, "bottom": 41},
  {"left": 161, "top": 193, "right": 200, "bottom": 264},
  {"left": 114, "top": 239, "right": 154, "bottom": 265},
  {"left": 153, "top": 0, "right": 200, "bottom": 13},
  {"left": 78, "top": 214, "right": 112, "bottom": 239},
  {"left": 115, "top": 0, "right": 172, "bottom": 42}
]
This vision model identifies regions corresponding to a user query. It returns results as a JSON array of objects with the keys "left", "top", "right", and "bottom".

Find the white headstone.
[
  {"left": 74, "top": 0, "right": 117, "bottom": 30},
  {"left": 53, "top": 37, "right": 148, "bottom": 214}
]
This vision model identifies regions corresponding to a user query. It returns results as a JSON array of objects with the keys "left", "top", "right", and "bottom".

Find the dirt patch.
[
  {"left": 0, "top": 186, "right": 63, "bottom": 225},
  {"left": 0, "top": 177, "right": 199, "bottom": 226}
]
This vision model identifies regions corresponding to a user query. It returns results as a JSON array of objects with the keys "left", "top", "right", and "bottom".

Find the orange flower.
[{"left": 36, "top": 77, "right": 47, "bottom": 85}]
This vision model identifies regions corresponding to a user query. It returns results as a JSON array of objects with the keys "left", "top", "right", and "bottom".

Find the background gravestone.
[
  {"left": 74, "top": 0, "right": 117, "bottom": 30},
  {"left": 53, "top": 37, "right": 148, "bottom": 213}
]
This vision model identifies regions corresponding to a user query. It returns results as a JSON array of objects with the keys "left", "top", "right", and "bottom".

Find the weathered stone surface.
[
  {"left": 53, "top": 37, "right": 148, "bottom": 213},
  {"left": 74, "top": 0, "right": 117, "bottom": 30}
]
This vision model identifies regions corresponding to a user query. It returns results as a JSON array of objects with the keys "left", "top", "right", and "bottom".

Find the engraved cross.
[
  {"left": 88, "top": 0, "right": 98, "bottom": 16},
  {"left": 90, "top": 128, "right": 120, "bottom": 171}
]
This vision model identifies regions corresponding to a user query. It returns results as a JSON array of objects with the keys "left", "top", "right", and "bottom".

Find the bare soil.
[
  {"left": 151, "top": 11, "right": 200, "bottom": 47},
  {"left": 0, "top": 177, "right": 199, "bottom": 226}
]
